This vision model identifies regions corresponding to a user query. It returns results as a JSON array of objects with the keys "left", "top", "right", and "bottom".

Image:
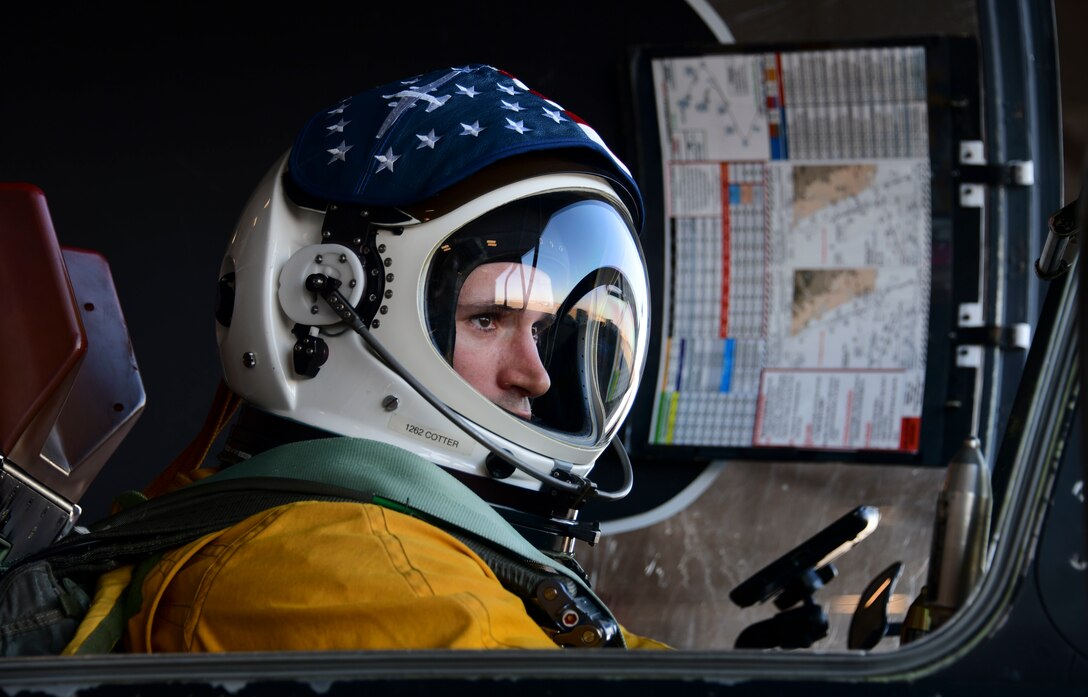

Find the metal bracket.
[
  {"left": 956, "top": 324, "right": 1031, "bottom": 351},
  {"left": 956, "top": 141, "right": 1034, "bottom": 208},
  {"left": 955, "top": 303, "right": 983, "bottom": 367},
  {"left": 960, "top": 183, "right": 986, "bottom": 208},
  {"left": 955, "top": 301, "right": 1030, "bottom": 364},
  {"left": 958, "top": 302, "right": 983, "bottom": 328}
]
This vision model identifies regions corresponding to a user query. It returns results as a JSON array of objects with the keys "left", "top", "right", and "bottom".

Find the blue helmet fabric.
[{"left": 288, "top": 64, "right": 642, "bottom": 224}]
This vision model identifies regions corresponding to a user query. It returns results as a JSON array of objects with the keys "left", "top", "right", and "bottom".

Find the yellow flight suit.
[{"left": 66, "top": 437, "right": 668, "bottom": 652}]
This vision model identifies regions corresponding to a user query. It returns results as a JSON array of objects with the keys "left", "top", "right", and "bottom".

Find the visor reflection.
[{"left": 426, "top": 193, "right": 648, "bottom": 441}]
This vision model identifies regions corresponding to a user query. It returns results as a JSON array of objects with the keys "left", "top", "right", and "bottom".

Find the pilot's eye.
[{"left": 469, "top": 314, "right": 497, "bottom": 331}]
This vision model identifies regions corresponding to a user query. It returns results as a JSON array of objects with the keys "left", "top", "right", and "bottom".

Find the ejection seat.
[{"left": 0, "top": 182, "right": 144, "bottom": 566}]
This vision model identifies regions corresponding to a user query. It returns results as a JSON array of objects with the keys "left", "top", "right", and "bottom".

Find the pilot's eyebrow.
[{"left": 456, "top": 302, "right": 518, "bottom": 316}]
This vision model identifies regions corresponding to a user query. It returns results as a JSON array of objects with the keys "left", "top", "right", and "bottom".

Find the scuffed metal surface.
[{"left": 579, "top": 461, "right": 944, "bottom": 650}]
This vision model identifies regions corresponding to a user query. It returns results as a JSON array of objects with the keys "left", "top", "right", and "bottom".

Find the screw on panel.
[
  {"left": 378, "top": 244, "right": 386, "bottom": 253},
  {"left": 379, "top": 306, "right": 388, "bottom": 314},
  {"left": 384, "top": 258, "right": 393, "bottom": 267},
  {"left": 242, "top": 352, "right": 257, "bottom": 368},
  {"left": 382, "top": 395, "right": 400, "bottom": 412},
  {"left": 384, "top": 290, "right": 393, "bottom": 299},
  {"left": 386, "top": 273, "right": 394, "bottom": 282}
]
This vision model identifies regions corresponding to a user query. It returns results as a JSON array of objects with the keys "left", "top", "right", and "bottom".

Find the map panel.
[{"left": 648, "top": 46, "right": 931, "bottom": 453}]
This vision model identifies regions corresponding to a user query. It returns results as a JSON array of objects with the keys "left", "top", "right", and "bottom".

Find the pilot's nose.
[{"left": 498, "top": 323, "right": 551, "bottom": 398}]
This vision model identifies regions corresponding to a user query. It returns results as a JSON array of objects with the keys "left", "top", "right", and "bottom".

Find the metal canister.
[{"left": 925, "top": 436, "right": 993, "bottom": 622}]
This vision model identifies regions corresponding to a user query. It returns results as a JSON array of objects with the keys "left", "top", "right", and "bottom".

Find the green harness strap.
[{"left": 194, "top": 437, "right": 545, "bottom": 565}]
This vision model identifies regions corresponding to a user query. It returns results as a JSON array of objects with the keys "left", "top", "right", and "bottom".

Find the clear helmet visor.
[{"left": 425, "top": 191, "right": 649, "bottom": 445}]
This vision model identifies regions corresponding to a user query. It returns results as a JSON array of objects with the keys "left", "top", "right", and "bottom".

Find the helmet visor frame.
[{"left": 424, "top": 191, "right": 649, "bottom": 448}]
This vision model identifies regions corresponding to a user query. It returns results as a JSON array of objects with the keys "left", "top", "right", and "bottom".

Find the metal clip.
[
  {"left": 956, "top": 141, "right": 1034, "bottom": 209},
  {"left": 533, "top": 577, "right": 620, "bottom": 648},
  {"left": 956, "top": 141, "right": 1035, "bottom": 186},
  {"left": 1036, "top": 196, "right": 1081, "bottom": 280}
]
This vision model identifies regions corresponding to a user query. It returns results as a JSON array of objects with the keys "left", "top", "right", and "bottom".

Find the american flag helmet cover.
[{"left": 286, "top": 64, "right": 643, "bottom": 227}]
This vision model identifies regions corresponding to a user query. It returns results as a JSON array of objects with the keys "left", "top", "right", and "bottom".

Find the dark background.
[{"left": 0, "top": 3, "right": 716, "bottom": 521}]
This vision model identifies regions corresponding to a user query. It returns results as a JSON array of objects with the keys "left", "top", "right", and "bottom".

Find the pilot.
[{"left": 66, "top": 64, "right": 666, "bottom": 652}]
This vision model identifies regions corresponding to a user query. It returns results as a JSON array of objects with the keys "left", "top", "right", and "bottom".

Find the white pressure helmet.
[{"left": 215, "top": 65, "right": 650, "bottom": 516}]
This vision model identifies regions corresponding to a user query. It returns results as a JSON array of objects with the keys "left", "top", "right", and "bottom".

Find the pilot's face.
[{"left": 453, "top": 262, "right": 555, "bottom": 420}]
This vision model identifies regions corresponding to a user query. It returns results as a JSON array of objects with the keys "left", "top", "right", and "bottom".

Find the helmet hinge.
[{"left": 321, "top": 204, "right": 387, "bottom": 329}]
